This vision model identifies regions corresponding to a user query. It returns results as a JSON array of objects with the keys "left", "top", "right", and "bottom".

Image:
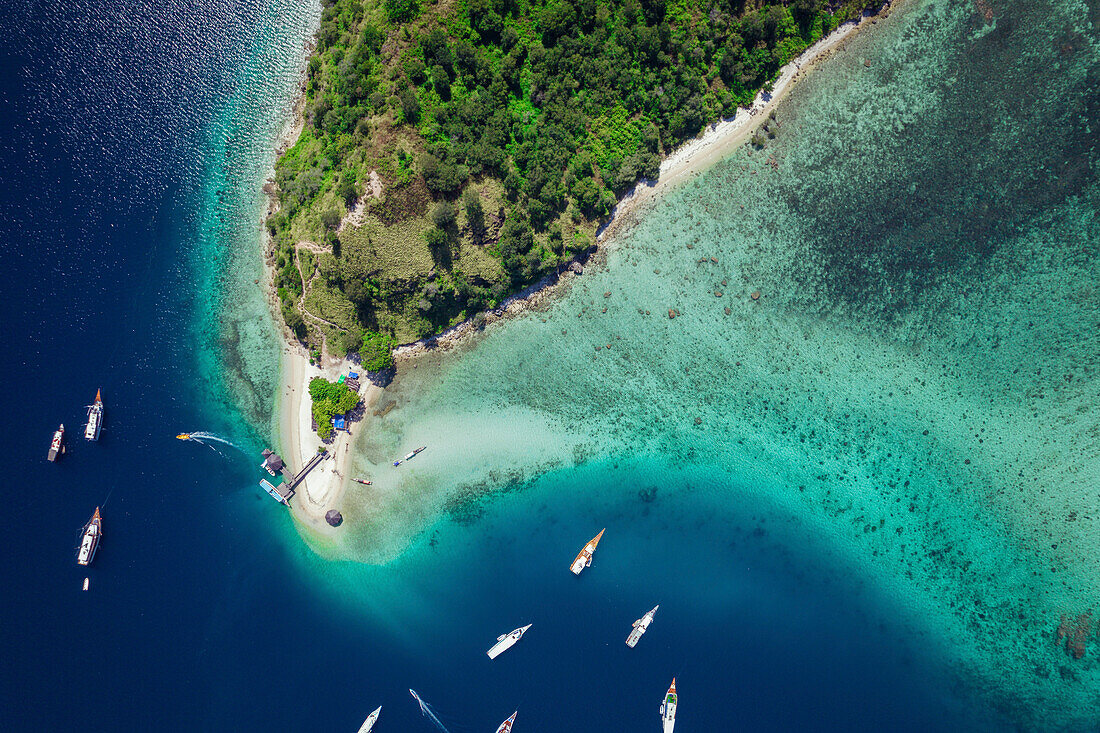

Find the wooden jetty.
[
  {"left": 257, "top": 449, "right": 329, "bottom": 506},
  {"left": 286, "top": 450, "right": 329, "bottom": 491}
]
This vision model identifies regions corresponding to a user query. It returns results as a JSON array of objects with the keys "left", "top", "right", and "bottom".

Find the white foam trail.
[
  {"left": 409, "top": 690, "right": 451, "bottom": 733},
  {"left": 185, "top": 431, "right": 245, "bottom": 453}
]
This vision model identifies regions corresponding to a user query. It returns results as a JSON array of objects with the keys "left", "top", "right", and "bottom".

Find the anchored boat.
[
  {"left": 47, "top": 424, "right": 65, "bottom": 462},
  {"left": 77, "top": 507, "right": 102, "bottom": 566},
  {"left": 495, "top": 711, "right": 517, "bottom": 733},
  {"left": 487, "top": 624, "right": 531, "bottom": 659},
  {"left": 353, "top": 478, "right": 372, "bottom": 485},
  {"left": 660, "top": 678, "right": 677, "bottom": 733},
  {"left": 84, "top": 389, "right": 103, "bottom": 441},
  {"left": 626, "top": 605, "right": 659, "bottom": 648},
  {"left": 356, "top": 705, "right": 381, "bottom": 733},
  {"left": 393, "top": 446, "right": 426, "bottom": 466},
  {"left": 570, "top": 528, "right": 605, "bottom": 575}
]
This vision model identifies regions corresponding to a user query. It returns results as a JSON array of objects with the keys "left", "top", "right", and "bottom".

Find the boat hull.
[
  {"left": 48, "top": 425, "right": 64, "bottom": 462},
  {"left": 495, "top": 712, "right": 517, "bottom": 733},
  {"left": 77, "top": 509, "right": 102, "bottom": 566},
  {"left": 570, "top": 529, "right": 605, "bottom": 575},
  {"left": 85, "top": 391, "right": 103, "bottom": 441},
  {"left": 487, "top": 624, "right": 531, "bottom": 659},
  {"left": 356, "top": 706, "right": 381, "bottom": 733},
  {"left": 626, "top": 606, "right": 658, "bottom": 648},
  {"left": 660, "top": 678, "right": 677, "bottom": 732}
]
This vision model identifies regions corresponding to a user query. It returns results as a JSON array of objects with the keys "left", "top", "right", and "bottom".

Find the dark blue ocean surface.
[{"left": 0, "top": 0, "right": 1070, "bottom": 731}]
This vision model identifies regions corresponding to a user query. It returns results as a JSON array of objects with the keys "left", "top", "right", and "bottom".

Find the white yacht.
[
  {"left": 487, "top": 624, "right": 531, "bottom": 659},
  {"left": 626, "top": 605, "right": 658, "bottom": 648}
]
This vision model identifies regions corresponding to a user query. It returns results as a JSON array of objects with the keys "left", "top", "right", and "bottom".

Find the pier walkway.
[
  {"left": 258, "top": 450, "right": 330, "bottom": 506},
  {"left": 286, "top": 450, "right": 329, "bottom": 491}
]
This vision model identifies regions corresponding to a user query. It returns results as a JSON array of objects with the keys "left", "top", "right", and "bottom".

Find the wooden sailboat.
[
  {"left": 77, "top": 507, "right": 102, "bottom": 566},
  {"left": 84, "top": 389, "right": 103, "bottom": 441},
  {"left": 570, "top": 528, "right": 605, "bottom": 575},
  {"left": 660, "top": 678, "right": 677, "bottom": 733}
]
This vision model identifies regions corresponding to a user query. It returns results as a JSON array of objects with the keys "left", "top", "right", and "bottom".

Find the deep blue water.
[{"left": 0, "top": 1, "right": 1038, "bottom": 731}]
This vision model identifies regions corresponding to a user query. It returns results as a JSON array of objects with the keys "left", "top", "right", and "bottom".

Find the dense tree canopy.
[{"left": 270, "top": 0, "right": 878, "bottom": 347}]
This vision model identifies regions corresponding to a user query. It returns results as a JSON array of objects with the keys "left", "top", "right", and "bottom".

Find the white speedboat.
[
  {"left": 487, "top": 624, "right": 531, "bottom": 659},
  {"left": 660, "top": 678, "right": 677, "bottom": 733},
  {"left": 626, "top": 605, "right": 658, "bottom": 648},
  {"left": 570, "top": 528, "right": 605, "bottom": 575},
  {"left": 495, "top": 711, "right": 517, "bottom": 733},
  {"left": 356, "top": 705, "right": 381, "bottom": 733}
]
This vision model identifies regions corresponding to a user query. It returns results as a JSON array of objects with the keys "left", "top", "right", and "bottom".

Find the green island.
[{"left": 269, "top": 0, "right": 876, "bottom": 353}]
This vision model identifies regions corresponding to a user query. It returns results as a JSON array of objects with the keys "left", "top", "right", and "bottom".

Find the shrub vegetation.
[{"left": 309, "top": 377, "right": 361, "bottom": 438}]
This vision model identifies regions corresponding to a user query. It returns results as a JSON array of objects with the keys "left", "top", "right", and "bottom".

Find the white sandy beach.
[
  {"left": 277, "top": 342, "right": 381, "bottom": 536},
  {"left": 600, "top": 12, "right": 876, "bottom": 242},
  {"left": 274, "top": 7, "right": 885, "bottom": 531}
]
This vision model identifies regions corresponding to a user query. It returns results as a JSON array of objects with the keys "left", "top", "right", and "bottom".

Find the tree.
[
  {"left": 431, "top": 202, "right": 456, "bottom": 229},
  {"left": 360, "top": 331, "right": 396, "bottom": 371},
  {"left": 320, "top": 208, "right": 342, "bottom": 231},
  {"left": 399, "top": 88, "right": 420, "bottom": 123},
  {"left": 464, "top": 188, "right": 484, "bottom": 234},
  {"left": 309, "top": 377, "right": 361, "bottom": 439},
  {"left": 430, "top": 64, "right": 451, "bottom": 98},
  {"left": 337, "top": 175, "right": 359, "bottom": 206},
  {"left": 384, "top": 0, "right": 419, "bottom": 22}
]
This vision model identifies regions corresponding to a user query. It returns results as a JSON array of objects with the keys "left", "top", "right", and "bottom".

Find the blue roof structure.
[
  {"left": 334, "top": 416, "right": 346, "bottom": 430},
  {"left": 348, "top": 372, "right": 359, "bottom": 379}
]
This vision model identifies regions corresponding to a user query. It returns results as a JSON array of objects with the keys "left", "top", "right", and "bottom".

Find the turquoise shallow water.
[{"left": 305, "top": 0, "right": 1100, "bottom": 727}]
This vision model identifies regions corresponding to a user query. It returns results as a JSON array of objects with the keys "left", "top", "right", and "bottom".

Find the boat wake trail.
[
  {"left": 409, "top": 690, "right": 452, "bottom": 733},
  {"left": 182, "top": 431, "right": 246, "bottom": 454}
]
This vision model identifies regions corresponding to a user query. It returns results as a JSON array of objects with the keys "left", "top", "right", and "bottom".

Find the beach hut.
[
  {"left": 333, "top": 415, "right": 346, "bottom": 431},
  {"left": 260, "top": 448, "right": 285, "bottom": 476}
]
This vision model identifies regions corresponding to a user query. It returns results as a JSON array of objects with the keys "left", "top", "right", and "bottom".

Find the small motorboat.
[{"left": 176, "top": 433, "right": 191, "bottom": 440}]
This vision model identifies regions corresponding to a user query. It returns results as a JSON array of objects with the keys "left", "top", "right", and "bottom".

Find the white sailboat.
[
  {"left": 356, "top": 705, "right": 381, "bottom": 733},
  {"left": 626, "top": 605, "right": 659, "bottom": 648},
  {"left": 487, "top": 624, "right": 532, "bottom": 659},
  {"left": 660, "top": 678, "right": 677, "bottom": 733}
]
